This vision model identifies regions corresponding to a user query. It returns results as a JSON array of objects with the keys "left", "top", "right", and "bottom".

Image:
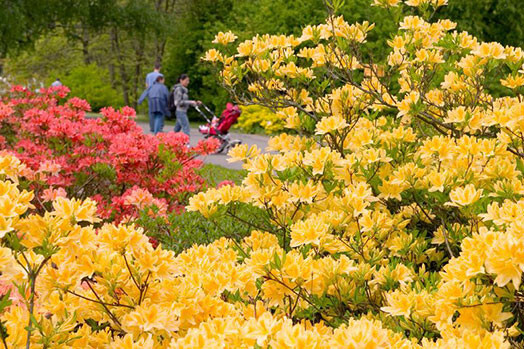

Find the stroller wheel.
[{"left": 216, "top": 140, "right": 228, "bottom": 154}]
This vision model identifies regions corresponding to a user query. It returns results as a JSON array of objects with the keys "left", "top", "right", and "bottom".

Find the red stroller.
[{"left": 197, "top": 103, "right": 242, "bottom": 153}]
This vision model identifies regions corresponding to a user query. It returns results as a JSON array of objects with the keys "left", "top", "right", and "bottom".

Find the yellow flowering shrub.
[
  {"left": 194, "top": 0, "right": 524, "bottom": 346},
  {"left": 237, "top": 105, "right": 286, "bottom": 134},
  {"left": 0, "top": 153, "right": 427, "bottom": 348}
]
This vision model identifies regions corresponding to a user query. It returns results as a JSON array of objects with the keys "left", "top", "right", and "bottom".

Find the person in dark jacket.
[
  {"left": 172, "top": 74, "right": 200, "bottom": 139},
  {"left": 138, "top": 75, "right": 170, "bottom": 134}
]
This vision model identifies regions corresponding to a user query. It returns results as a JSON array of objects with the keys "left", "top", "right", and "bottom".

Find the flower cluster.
[
  {"left": 0, "top": 86, "right": 218, "bottom": 221},
  {"left": 193, "top": 0, "right": 524, "bottom": 345}
]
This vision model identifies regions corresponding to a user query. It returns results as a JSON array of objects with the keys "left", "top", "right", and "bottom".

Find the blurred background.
[{"left": 1, "top": 0, "right": 523, "bottom": 116}]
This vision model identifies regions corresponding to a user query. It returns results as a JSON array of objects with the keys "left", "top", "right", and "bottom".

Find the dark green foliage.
[
  {"left": 0, "top": 0, "right": 61, "bottom": 57},
  {"left": 440, "top": 0, "right": 524, "bottom": 47}
]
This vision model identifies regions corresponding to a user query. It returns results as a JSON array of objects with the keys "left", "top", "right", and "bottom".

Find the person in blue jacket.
[{"left": 138, "top": 74, "right": 170, "bottom": 135}]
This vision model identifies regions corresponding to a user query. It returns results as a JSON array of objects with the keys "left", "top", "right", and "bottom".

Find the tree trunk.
[
  {"left": 153, "top": 0, "right": 177, "bottom": 66},
  {"left": 111, "top": 28, "right": 129, "bottom": 106},
  {"left": 133, "top": 38, "right": 145, "bottom": 109},
  {"left": 108, "top": 62, "right": 116, "bottom": 89},
  {"left": 154, "top": 0, "right": 165, "bottom": 66},
  {"left": 81, "top": 26, "right": 91, "bottom": 64}
]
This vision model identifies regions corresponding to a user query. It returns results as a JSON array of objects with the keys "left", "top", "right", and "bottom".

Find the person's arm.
[{"left": 138, "top": 87, "right": 150, "bottom": 105}]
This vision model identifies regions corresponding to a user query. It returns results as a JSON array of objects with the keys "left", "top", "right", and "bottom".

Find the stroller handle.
[
  {"left": 201, "top": 103, "right": 215, "bottom": 116},
  {"left": 194, "top": 104, "right": 215, "bottom": 123}
]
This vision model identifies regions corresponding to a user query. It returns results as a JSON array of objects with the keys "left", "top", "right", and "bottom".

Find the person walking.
[
  {"left": 51, "top": 78, "right": 62, "bottom": 87},
  {"left": 173, "top": 74, "right": 200, "bottom": 139},
  {"left": 145, "top": 64, "right": 161, "bottom": 88},
  {"left": 143, "top": 64, "right": 162, "bottom": 132},
  {"left": 138, "top": 75, "right": 169, "bottom": 135}
]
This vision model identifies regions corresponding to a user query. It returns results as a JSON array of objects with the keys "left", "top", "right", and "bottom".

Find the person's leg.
[
  {"left": 179, "top": 111, "right": 190, "bottom": 137},
  {"left": 174, "top": 111, "right": 182, "bottom": 133},
  {"left": 148, "top": 108, "right": 154, "bottom": 133},
  {"left": 153, "top": 112, "right": 163, "bottom": 134}
]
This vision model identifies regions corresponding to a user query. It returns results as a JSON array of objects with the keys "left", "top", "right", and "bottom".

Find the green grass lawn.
[
  {"left": 134, "top": 163, "right": 256, "bottom": 255},
  {"left": 197, "top": 163, "right": 246, "bottom": 188}
]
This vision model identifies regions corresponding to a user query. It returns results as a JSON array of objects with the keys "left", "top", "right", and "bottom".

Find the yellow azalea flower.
[
  {"left": 187, "top": 191, "right": 218, "bottom": 218},
  {"left": 405, "top": 0, "right": 423, "bottom": 6},
  {"left": 399, "top": 16, "right": 428, "bottom": 31},
  {"left": 381, "top": 290, "right": 413, "bottom": 317},
  {"left": 212, "top": 31, "right": 237, "bottom": 45},
  {"left": 427, "top": 171, "right": 447, "bottom": 192},
  {"left": 227, "top": 143, "right": 260, "bottom": 163},
  {"left": 501, "top": 74, "right": 524, "bottom": 89},
  {"left": 445, "top": 106, "right": 468, "bottom": 123},
  {"left": 397, "top": 91, "right": 420, "bottom": 117},
  {"left": 52, "top": 197, "right": 100, "bottom": 223},
  {"left": 0, "top": 215, "right": 13, "bottom": 238},
  {"left": 250, "top": 58, "right": 271, "bottom": 73},
  {"left": 390, "top": 263, "right": 414, "bottom": 285},
  {"left": 203, "top": 49, "right": 222, "bottom": 62},
  {"left": 0, "top": 247, "right": 24, "bottom": 283},
  {"left": 123, "top": 302, "right": 180, "bottom": 333},
  {"left": 472, "top": 42, "right": 507, "bottom": 60},
  {"left": 378, "top": 180, "right": 405, "bottom": 201},
  {"left": 387, "top": 50, "right": 405, "bottom": 66},
  {"left": 236, "top": 40, "right": 253, "bottom": 57},
  {"left": 485, "top": 236, "right": 524, "bottom": 289},
  {"left": 0, "top": 155, "right": 26, "bottom": 182},
  {"left": 290, "top": 219, "right": 329, "bottom": 247},
  {"left": 288, "top": 181, "right": 320, "bottom": 204},
  {"left": 446, "top": 184, "right": 483, "bottom": 207},
  {"left": 111, "top": 333, "right": 156, "bottom": 349},
  {"left": 315, "top": 116, "right": 348, "bottom": 135},
  {"left": 372, "top": 0, "right": 402, "bottom": 7}
]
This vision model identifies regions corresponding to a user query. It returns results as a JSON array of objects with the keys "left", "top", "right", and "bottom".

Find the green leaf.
[{"left": 0, "top": 292, "right": 12, "bottom": 313}]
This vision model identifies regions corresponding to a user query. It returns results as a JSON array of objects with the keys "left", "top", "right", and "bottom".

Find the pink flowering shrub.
[{"left": 0, "top": 86, "right": 219, "bottom": 222}]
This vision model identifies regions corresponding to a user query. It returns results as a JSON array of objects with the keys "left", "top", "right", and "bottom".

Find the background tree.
[{"left": 2, "top": 0, "right": 523, "bottom": 114}]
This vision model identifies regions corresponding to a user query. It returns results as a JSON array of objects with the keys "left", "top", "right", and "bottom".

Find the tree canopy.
[{"left": 2, "top": 0, "right": 523, "bottom": 112}]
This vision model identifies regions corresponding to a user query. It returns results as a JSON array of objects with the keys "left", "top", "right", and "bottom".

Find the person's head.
[
  {"left": 178, "top": 74, "right": 189, "bottom": 87},
  {"left": 56, "top": 78, "right": 60, "bottom": 81},
  {"left": 155, "top": 74, "right": 164, "bottom": 84},
  {"left": 154, "top": 63, "right": 161, "bottom": 72}
]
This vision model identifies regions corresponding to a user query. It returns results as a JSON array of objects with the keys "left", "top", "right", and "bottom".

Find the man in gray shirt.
[
  {"left": 143, "top": 64, "right": 161, "bottom": 132},
  {"left": 51, "top": 78, "right": 62, "bottom": 87},
  {"left": 145, "top": 64, "right": 161, "bottom": 88}
]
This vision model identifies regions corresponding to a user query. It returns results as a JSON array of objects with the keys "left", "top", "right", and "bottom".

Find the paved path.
[{"left": 136, "top": 121, "right": 270, "bottom": 170}]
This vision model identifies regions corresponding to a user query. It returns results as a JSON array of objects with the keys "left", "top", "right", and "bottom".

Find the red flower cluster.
[{"left": 1, "top": 86, "right": 219, "bottom": 222}]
